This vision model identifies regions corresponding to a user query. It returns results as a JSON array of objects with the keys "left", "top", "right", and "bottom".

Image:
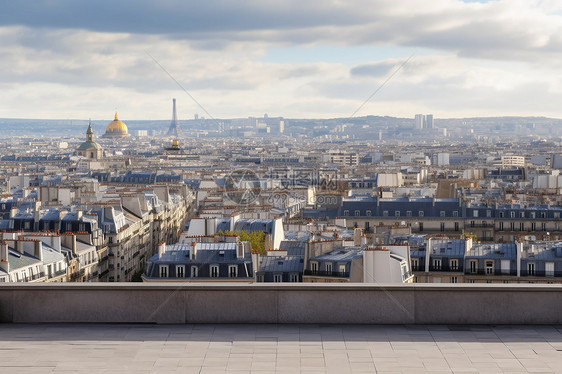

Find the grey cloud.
[{"left": 351, "top": 62, "right": 395, "bottom": 77}]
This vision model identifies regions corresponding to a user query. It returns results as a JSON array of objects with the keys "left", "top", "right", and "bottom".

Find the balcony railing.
[
  {"left": 304, "top": 270, "right": 350, "bottom": 278},
  {"left": 465, "top": 269, "right": 518, "bottom": 276},
  {"left": 519, "top": 270, "right": 562, "bottom": 277},
  {"left": 429, "top": 265, "right": 464, "bottom": 272}
]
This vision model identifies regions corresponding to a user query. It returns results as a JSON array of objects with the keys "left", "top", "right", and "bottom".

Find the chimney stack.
[
  {"left": 158, "top": 242, "right": 166, "bottom": 259},
  {"left": 0, "top": 241, "right": 9, "bottom": 274}
]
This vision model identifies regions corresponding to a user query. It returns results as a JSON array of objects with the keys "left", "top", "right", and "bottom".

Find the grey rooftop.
[{"left": 2, "top": 324, "right": 562, "bottom": 373}]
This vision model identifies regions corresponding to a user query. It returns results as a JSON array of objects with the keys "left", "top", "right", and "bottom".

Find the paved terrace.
[{"left": 2, "top": 324, "right": 562, "bottom": 373}]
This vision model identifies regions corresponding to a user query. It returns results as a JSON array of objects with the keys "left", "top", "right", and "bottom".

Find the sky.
[{"left": 1, "top": 0, "right": 562, "bottom": 120}]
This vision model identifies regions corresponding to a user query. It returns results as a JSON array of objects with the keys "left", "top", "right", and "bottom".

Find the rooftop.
[{"left": 1, "top": 324, "right": 562, "bottom": 373}]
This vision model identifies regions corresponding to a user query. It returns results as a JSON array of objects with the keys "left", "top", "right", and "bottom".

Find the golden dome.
[{"left": 103, "top": 112, "right": 130, "bottom": 137}]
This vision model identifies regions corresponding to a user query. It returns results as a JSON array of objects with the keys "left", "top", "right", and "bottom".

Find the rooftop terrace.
[{"left": 2, "top": 323, "right": 562, "bottom": 373}]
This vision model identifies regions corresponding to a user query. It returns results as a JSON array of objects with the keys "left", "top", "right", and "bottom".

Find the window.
[
  {"left": 366, "top": 210, "right": 371, "bottom": 216},
  {"left": 453, "top": 211, "right": 458, "bottom": 217},
  {"left": 326, "top": 263, "right": 333, "bottom": 273},
  {"left": 510, "top": 222, "right": 515, "bottom": 231},
  {"left": 470, "top": 220, "right": 475, "bottom": 227},
  {"left": 541, "top": 212, "right": 546, "bottom": 218},
  {"left": 433, "top": 259, "right": 442, "bottom": 270},
  {"left": 383, "top": 210, "right": 389, "bottom": 217},
  {"left": 555, "top": 212, "right": 560, "bottom": 219},
  {"left": 440, "top": 222, "right": 445, "bottom": 232},
  {"left": 228, "top": 265, "right": 237, "bottom": 278},
  {"left": 210, "top": 265, "right": 219, "bottom": 278},
  {"left": 520, "top": 212, "right": 525, "bottom": 218},
  {"left": 159, "top": 265, "right": 168, "bottom": 278},
  {"left": 531, "top": 222, "right": 536, "bottom": 231},
  {"left": 510, "top": 211, "right": 515, "bottom": 218},
  {"left": 406, "top": 211, "right": 412, "bottom": 217},
  {"left": 450, "top": 259, "right": 458, "bottom": 270},
  {"left": 355, "top": 210, "right": 360, "bottom": 217},
  {"left": 499, "top": 222, "right": 504, "bottom": 231},
  {"left": 274, "top": 274, "right": 282, "bottom": 282},
  {"left": 542, "top": 223, "right": 546, "bottom": 231},
  {"left": 412, "top": 258, "right": 419, "bottom": 271},
  {"left": 467, "top": 279, "right": 475, "bottom": 284},
  {"left": 343, "top": 210, "right": 349, "bottom": 216},
  {"left": 440, "top": 211, "right": 446, "bottom": 217},
  {"left": 395, "top": 211, "right": 400, "bottom": 217},
  {"left": 176, "top": 265, "right": 185, "bottom": 278},
  {"left": 191, "top": 266, "right": 198, "bottom": 277},
  {"left": 454, "top": 222, "right": 459, "bottom": 231},
  {"left": 469, "top": 260, "right": 477, "bottom": 274},
  {"left": 520, "top": 222, "right": 525, "bottom": 231},
  {"left": 527, "top": 263, "right": 535, "bottom": 276},
  {"left": 546, "top": 262, "right": 554, "bottom": 277},
  {"left": 499, "top": 211, "right": 504, "bottom": 218},
  {"left": 419, "top": 211, "right": 424, "bottom": 217},
  {"left": 419, "top": 223, "right": 423, "bottom": 231},
  {"left": 256, "top": 274, "right": 264, "bottom": 282},
  {"left": 451, "top": 276, "right": 458, "bottom": 284},
  {"left": 530, "top": 212, "right": 536, "bottom": 219},
  {"left": 311, "top": 262, "right": 318, "bottom": 273},
  {"left": 473, "top": 210, "right": 479, "bottom": 218},
  {"left": 290, "top": 273, "right": 299, "bottom": 282},
  {"left": 485, "top": 260, "right": 494, "bottom": 275},
  {"left": 339, "top": 265, "right": 346, "bottom": 274},
  {"left": 501, "top": 260, "right": 510, "bottom": 274},
  {"left": 486, "top": 210, "right": 492, "bottom": 218}
]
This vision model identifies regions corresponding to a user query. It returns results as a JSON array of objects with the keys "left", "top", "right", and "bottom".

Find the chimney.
[
  {"left": 15, "top": 240, "right": 24, "bottom": 254},
  {"left": 516, "top": 240, "right": 523, "bottom": 277},
  {"left": 237, "top": 241, "right": 248, "bottom": 259},
  {"left": 62, "top": 234, "right": 77, "bottom": 255},
  {"left": 158, "top": 242, "right": 166, "bottom": 259},
  {"left": 425, "top": 237, "right": 432, "bottom": 273},
  {"left": 191, "top": 241, "right": 197, "bottom": 260},
  {"left": 0, "top": 241, "right": 8, "bottom": 273},
  {"left": 34, "top": 240, "right": 42, "bottom": 261}
]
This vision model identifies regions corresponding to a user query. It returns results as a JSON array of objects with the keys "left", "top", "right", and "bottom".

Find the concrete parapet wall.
[{"left": 0, "top": 283, "right": 560, "bottom": 324}]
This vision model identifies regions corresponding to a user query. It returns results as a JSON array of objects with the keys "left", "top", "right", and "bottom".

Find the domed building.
[
  {"left": 76, "top": 122, "right": 103, "bottom": 160},
  {"left": 102, "top": 112, "right": 130, "bottom": 138}
]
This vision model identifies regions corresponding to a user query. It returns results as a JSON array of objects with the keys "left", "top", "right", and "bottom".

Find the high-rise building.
[
  {"left": 426, "top": 114, "right": 434, "bottom": 129},
  {"left": 415, "top": 114, "right": 425, "bottom": 129},
  {"left": 415, "top": 114, "right": 434, "bottom": 129}
]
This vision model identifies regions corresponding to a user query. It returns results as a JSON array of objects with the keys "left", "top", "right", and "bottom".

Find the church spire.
[{"left": 86, "top": 120, "right": 94, "bottom": 142}]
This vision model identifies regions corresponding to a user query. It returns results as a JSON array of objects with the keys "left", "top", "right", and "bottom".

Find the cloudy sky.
[{"left": 1, "top": 0, "right": 561, "bottom": 120}]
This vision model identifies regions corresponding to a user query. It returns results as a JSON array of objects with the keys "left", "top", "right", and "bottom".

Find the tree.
[{"left": 217, "top": 229, "right": 267, "bottom": 255}]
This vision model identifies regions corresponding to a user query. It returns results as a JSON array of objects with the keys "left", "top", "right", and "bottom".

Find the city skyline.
[{"left": 1, "top": 0, "right": 562, "bottom": 120}]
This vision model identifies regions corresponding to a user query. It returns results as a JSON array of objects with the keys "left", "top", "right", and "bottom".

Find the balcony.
[
  {"left": 465, "top": 269, "right": 518, "bottom": 276},
  {"left": 519, "top": 270, "right": 562, "bottom": 277},
  {"left": 429, "top": 265, "right": 464, "bottom": 272},
  {"left": 304, "top": 270, "right": 350, "bottom": 278}
]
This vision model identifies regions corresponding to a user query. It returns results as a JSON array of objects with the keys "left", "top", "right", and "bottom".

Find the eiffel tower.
[{"left": 167, "top": 98, "right": 182, "bottom": 137}]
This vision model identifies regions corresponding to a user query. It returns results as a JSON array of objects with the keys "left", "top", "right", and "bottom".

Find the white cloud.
[{"left": 1, "top": 0, "right": 562, "bottom": 119}]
